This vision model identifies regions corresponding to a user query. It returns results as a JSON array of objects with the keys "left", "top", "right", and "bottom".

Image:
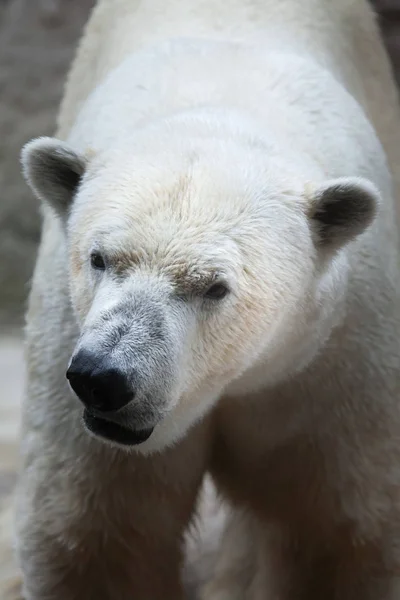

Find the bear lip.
[{"left": 83, "top": 409, "right": 154, "bottom": 446}]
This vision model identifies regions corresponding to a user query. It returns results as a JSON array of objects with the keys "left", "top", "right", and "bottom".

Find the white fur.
[{"left": 1, "top": 0, "right": 400, "bottom": 598}]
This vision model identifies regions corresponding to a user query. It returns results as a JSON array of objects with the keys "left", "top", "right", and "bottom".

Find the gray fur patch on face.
[{"left": 77, "top": 290, "right": 181, "bottom": 428}]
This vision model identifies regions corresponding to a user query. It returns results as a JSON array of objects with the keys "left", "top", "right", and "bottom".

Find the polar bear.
[{"left": 1, "top": 0, "right": 400, "bottom": 599}]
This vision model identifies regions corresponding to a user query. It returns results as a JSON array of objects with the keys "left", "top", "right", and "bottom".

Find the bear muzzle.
[
  {"left": 82, "top": 409, "right": 154, "bottom": 446},
  {"left": 66, "top": 349, "right": 135, "bottom": 413},
  {"left": 66, "top": 349, "right": 157, "bottom": 446}
]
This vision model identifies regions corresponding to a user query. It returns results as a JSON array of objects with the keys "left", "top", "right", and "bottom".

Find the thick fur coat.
[{"left": 0, "top": 1, "right": 400, "bottom": 598}]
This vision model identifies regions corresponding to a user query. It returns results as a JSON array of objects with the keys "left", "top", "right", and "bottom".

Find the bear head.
[{"left": 21, "top": 129, "right": 379, "bottom": 452}]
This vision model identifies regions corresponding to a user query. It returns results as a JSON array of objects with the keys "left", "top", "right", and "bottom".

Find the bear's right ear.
[{"left": 21, "top": 137, "right": 86, "bottom": 216}]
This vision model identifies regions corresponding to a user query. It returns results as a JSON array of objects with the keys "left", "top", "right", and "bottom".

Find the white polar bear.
[{"left": 1, "top": 0, "right": 400, "bottom": 599}]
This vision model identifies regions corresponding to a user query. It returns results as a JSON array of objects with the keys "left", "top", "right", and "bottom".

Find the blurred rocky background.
[
  {"left": 0, "top": 0, "right": 94, "bottom": 332},
  {"left": 378, "top": 0, "right": 400, "bottom": 81}
]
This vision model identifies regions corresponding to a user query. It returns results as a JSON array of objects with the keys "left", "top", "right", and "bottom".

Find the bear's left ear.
[
  {"left": 309, "top": 177, "right": 380, "bottom": 253},
  {"left": 21, "top": 136, "right": 86, "bottom": 217}
]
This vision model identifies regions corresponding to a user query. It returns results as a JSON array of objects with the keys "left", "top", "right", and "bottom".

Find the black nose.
[{"left": 66, "top": 351, "right": 134, "bottom": 412}]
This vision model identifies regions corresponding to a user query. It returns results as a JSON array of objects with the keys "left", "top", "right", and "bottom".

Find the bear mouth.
[{"left": 83, "top": 409, "right": 154, "bottom": 446}]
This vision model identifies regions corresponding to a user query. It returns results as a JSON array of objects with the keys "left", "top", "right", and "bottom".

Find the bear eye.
[
  {"left": 204, "top": 282, "right": 229, "bottom": 300},
  {"left": 90, "top": 252, "right": 106, "bottom": 271}
]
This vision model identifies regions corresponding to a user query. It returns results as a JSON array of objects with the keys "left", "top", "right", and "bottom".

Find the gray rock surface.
[
  {"left": 375, "top": 0, "right": 400, "bottom": 84},
  {"left": 0, "top": 0, "right": 94, "bottom": 329}
]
